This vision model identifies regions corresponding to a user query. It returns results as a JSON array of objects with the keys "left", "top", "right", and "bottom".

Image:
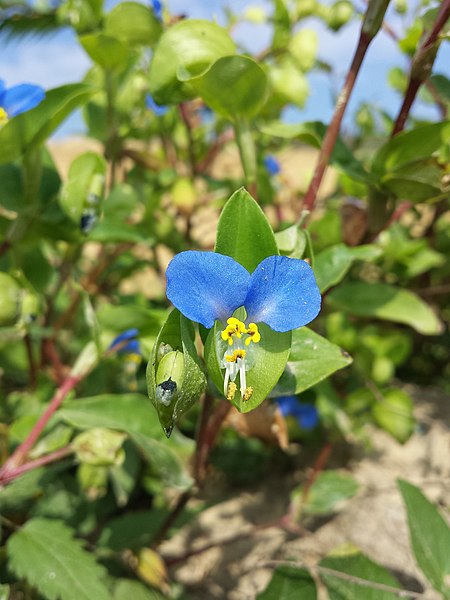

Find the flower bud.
[
  {"left": 288, "top": 29, "right": 318, "bottom": 71},
  {"left": 327, "top": 1, "right": 353, "bottom": 31},
  {"left": 73, "top": 428, "right": 126, "bottom": 466},
  {"left": 171, "top": 177, "right": 197, "bottom": 214},
  {"left": 243, "top": 5, "right": 267, "bottom": 24}
]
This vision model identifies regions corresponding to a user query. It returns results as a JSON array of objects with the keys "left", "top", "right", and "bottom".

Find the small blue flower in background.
[
  {"left": 264, "top": 155, "right": 281, "bottom": 176},
  {"left": 276, "top": 396, "right": 319, "bottom": 430},
  {"left": 0, "top": 79, "right": 45, "bottom": 123},
  {"left": 150, "top": 0, "right": 163, "bottom": 21},
  {"left": 166, "top": 251, "right": 321, "bottom": 400},
  {"left": 109, "top": 328, "right": 141, "bottom": 357},
  {"left": 146, "top": 93, "right": 168, "bottom": 117}
]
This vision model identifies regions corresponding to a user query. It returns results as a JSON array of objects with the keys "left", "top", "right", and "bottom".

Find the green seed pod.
[
  {"left": 0, "top": 272, "right": 22, "bottom": 327},
  {"left": 294, "top": 0, "right": 319, "bottom": 20},
  {"left": 155, "top": 350, "right": 185, "bottom": 407},
  {"left": 288, "top": 29, "right": 318, "bottom": 71},
  {"left": 394, "top": 0, "right": 407, "bottom": 14},
  {"left": 327, "top": 0, "right": 353, "bottom": 31},
  {"left": 72, "top": 428, "right": 126, "bottom": 466},
  {"left": 243, "top": 5, "right": 267, "bottom": 24},
  {"left": 21, "top": 290, "right": 41, "bottom": 324},
  {"left": 270, "top": 60, "right": 310, "bottom": 107}
]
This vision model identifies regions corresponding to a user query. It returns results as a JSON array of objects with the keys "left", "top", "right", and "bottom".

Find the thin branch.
[
  {"left": 0, "top": 446, "right": 73, "bottom": 485},
  {"left": 179, "top": 102, "right": 197, "bottom": 177},
  {"left": 301, "top": 30, "right": 372, "bottom": 212},
  {"left": 24, "top": 333, "right": 37, "bottom": 389},
  {"left": 300, "top": 441, "right": 333, "bottom": 505},
  {"left": 392, "top": 0, "right": 450, "bottom": 136}
]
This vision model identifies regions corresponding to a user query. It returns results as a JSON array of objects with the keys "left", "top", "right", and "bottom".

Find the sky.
[{"left": 0, "top": 0, "right": 448, "bottom": 137}]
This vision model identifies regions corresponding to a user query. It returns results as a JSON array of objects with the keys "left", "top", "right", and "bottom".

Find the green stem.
[{"left": 234, "top": 119, "right": 257, "bottom": 191}]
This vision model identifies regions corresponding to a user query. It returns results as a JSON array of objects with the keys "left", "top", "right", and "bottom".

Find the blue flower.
[
  {"left": 110, "top": 328, "right": 141, "bottom": 356},
  {"left": 0, "top": 79, "right": 45, "bottom": 122},
  {"left": 264, "top": 155, "right": 281, "bottom": 176},
  {"left": 146, "top": 93, "right": 168, "bottom": 116},
  {"left": 166, "top": 251, "right": 321, "bottom": 401},
  {"left": 150, "top": 0, "right": 163, "bottom": 21},
  {"left": 276, "top": 396, "right": 319, "bottom": 430}
]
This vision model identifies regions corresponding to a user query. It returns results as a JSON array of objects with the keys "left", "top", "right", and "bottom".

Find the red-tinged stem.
[
  {"left": 392, "top": 0, "right": 450, "bottom": 136},
  {"left": 0, "top": 374, "right": 81, "bottom": 474},
  {"left": 0, "top": 446, "right": 73, "bottom": 485},
  {"left": 302, "top": 31, "right": 372, "bottom": 212},
  {"left": 300, "top": 441, "right": 333, "bottom": 506}
]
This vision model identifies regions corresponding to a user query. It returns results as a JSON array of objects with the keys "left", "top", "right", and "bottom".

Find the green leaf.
[
  {"left": 293, "top": 471, "right": 359, "bottom": 516},
  {"left": 0, "top": 84, "right": 94, "bottom": 164},
  {"left": 89, "top": 220, "right": 147, "bottom": 243},
  {"left": 58, "top": 393, "right": 161, "bottom": 439},
  {"left": 372, "top": 388, "right": 414, "bottom": 443},
  {"left": 97, "top": 304, "right": 165, "bottom": 335},
  {"left": 6, "top": 518, "right": 110, "bottom": 600},
  {"left": 371, "top": 121, "right": 450, "bottom": 174},
  {"left": 259, "top": 121, "right": 370, "bottom": 182},
  {"left": 327, "top": 282, "right": 443, "bottom": 335},
  {"left": 430, "top": 74, "right": 450, "bottom": 103},
  {"left": 80, "top": 33, "right": 129, "bottom": 71},
  {"left": 104, "top": 1, "right": 161, "bottom": 46},
  {"left": 147, "top": 310, "right": 206, "bottom": 436},
  {"left": 380, "top": 161, "right": 445, "bottom": 202},
  {"left": 0, "top": 585, "right": 9, "bottom": 600},
  {"left": 114, "top": 579, "right": 166, "bottom": 600},
  {"left": 398, "top": 480, "right": 450, "bottom": 597},
  {"left": 98, "top": 510, "right": 167, "bottom": 551},
  {"left": 272, "top": 0, "right": 291, "bottom": 50},
  {"left": 314, "top": 244, "right": 382, "bottom": 293},
  {"left": 182, "top": 55, "right": 268, "bottom": 120},
  {"left": 273, "top": 328, "right": 352, "bottom": 397},
  {"left": 275, "top": 224, "right": 308, "bottom": 258},
  {"left": 0, "top": 164, "right": 24, "bottom": 211},
  {"left": 257, "top": 566, "right": 317, "bottom": 599},
  {"left": 215, "top": 187, "right": 278, "bottom": 272},
  {"left": 60, "top": 152, "right": 106, "bottom": 223},
  {"left": 148, "top": 19, "right": 236, "bottom": 104},
  {"left": 320, "top": 552, "right": 401, "bottom": 600}
]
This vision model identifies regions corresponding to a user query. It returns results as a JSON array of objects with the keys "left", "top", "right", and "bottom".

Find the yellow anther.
[
  {"left": 243, "top": 387, "right": 253, "bottom": 401},
  {"left": 221, "top": 318, "right": 246, "bottom": 346},
  {"left": 225, "top": 349, "right": 246, "bottom": 363},
  {"left": 221, "top": 325, "right": 235, "bottom": 345},
  {"left": 227, "top": 382, "right": 237, "bottom": 401},
  {"left": 245, "top": 323, "right": 261, "bottom": 346},
  {"left": 0, "top": 107, "right": 8, "bottom": 125}
]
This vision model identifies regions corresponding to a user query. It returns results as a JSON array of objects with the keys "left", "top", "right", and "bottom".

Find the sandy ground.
[{"left": 160, "top": 385, "right": 450, "bottom": 599}]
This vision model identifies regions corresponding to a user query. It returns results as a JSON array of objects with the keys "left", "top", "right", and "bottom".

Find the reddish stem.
[
  {"left": 392, "top": 0, "right": 450, "bottom": 136},
  {"left": 0, "top": 374, "right": 81, "bottom": 474},
  {"left": 301, "top": 441, "right": 333, "bottom": 506},
  {"left": 302, "top": 31, "right": 372, "bottom": 212},
  {"left": 0, "top": 446, "right": 73, "bottom": 485}
]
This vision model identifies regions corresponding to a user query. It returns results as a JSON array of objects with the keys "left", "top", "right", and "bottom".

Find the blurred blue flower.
[
  {"left": 0, "top": 80, "right": 45, "bottom": 121},
  {"left": 264, "top": 155, "right": 281, "bottom": 176},
  {"left": 146, "top": 93, "right": 168, "bottom": 116},
  {"left": 276, "top": 396, "right": 319, "bottom": 430},
  {"left": 150, "top": 0, "right": 163, "bottom": 21},
  {"left": 110, "top": 328, "right": 141, "bottom": 356}
]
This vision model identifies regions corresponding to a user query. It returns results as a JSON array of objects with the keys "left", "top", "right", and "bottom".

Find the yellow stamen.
[
  {"left": 245, "top": 323, "right": 261, "bottom": 346},
  {"left": 225, "top": 349, "right": 246, "bottom": 363},
  {"left": 243, "top": 387, "right": 253, "bottom": 401},
  {"left": 0, "top": 107, "right": 8, "bottom": 125},
  {"left": 221, "top": 318, "right": 247, "bottom": 346},
  {"left": 227, "top": 382, "right": 237, "bottom": 401}
]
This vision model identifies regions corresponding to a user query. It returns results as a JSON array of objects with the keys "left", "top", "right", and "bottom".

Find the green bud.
[
  {"left": 73, "top": 428, "right": 126, "bottom": 466},
  {"left": 21, "top": 290, "right": 41, "bottom": 324},
  {"left": 327, "top": 0, "right": 353, "bottom": 31},
  {"left": 0, "top": 272, "right": 22, "bottom": 327},
  {"left": 288, "top": 29, "right": 319, "bottom": 71},
  {"left": 77, "top": 463, "right": 109, "bottom": 500},
  {"left": 270, "top": 60, "right": 310, "bottom": 107},
  {"left": 171, "top": 177, "right": 197, "bottom": 213},
  {"left": 243, "top": 5, "right": 267, "bottom": 24},
  {"left": 155, "top": 350, "right": 185, "bottom": 407},
  {"left": 394, "top": 0, "right": 407, "bottom": 14},
  {"left": 362, "top": 0, "right": 390, "bottom": 39},
  {"left": 294, "top": 0, "right": 319, "bottom": 19}
]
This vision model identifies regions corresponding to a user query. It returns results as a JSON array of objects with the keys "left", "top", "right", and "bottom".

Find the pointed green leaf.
[
  {"left": 398, "top": 480, "right": 450, "bottom": 597},
  {"left": 215, "top": 187, "right": 278, "bottom": 272},
  {"left": 372, "top": 388, "right": 414, "bottom": 443},
  {"left": 314, "top": 244, "right": 382, "bottom": 292},
  {"left": 6, "top": 518, "right": 110, "bottom": 600},
  {"left": 320, "top": 553, "right": 401, "bottom": 600},
  {"left": 273, "top": 328, "right": 352, "bottom": 396},
  {"left": 293, "top": 471, "right": 359, "bottom": 516},
  {"left": 60, "top": 152, "right": 106, "bottom": 223},
  {"left": 327, "top": 282, "right": 443, "bottom": 335},
  {"left": 0, "top": 84, "right": 94, "bottom": 164},
  {"left": 257, "top": 566, "right": 317, "bottom": 599},
  {"left": 114, "top": 579, "right": 166, "bottom": 600},
  {"left": 80, "top": 33, "right": 129, "bottom": 71},
  {"left": 148, "top": 19, "right": 236, "bottom": 104}
]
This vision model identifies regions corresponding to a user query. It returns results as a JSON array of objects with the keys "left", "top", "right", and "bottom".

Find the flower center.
[{"left": 219, "top": 317, "right": 260, "bottom": 402}]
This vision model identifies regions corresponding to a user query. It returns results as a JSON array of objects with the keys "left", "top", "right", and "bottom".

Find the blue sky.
[{"left": 1, "top": 0, "right": 448, "bottom": 137}]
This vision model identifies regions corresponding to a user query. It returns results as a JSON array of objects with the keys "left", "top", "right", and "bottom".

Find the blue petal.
[
  {"left": 146, "top": 93, "right": 168, "bottom": 116},
  {"left": 295, "top": 403, "right": 319, "bottom": 430},
  {"left": 110, "top": 329, "right": 139, "bottom": 348},
  {"left": 118, "top": 339, "right": 141, "bottom": 355},
  {"left": 0, "top": 80, "right": 6, "bottom": 98},
  {"left": 276, "top": 396, "right": 299, "bottom": 417},
  {"left": 1, "top": 83, "right": 45, "bottom": 117},
  {"left": 150, "top": 0, "right": 163, "bottom": 20},
  {"left": 166, "top": 251, "right": 250, "bottom": 328},
  {"left": 244, "top": 256, "right": 321, "bottom": 332},
  {"left": 264, "top": 155, "right": 281, "bottom": 176}
]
